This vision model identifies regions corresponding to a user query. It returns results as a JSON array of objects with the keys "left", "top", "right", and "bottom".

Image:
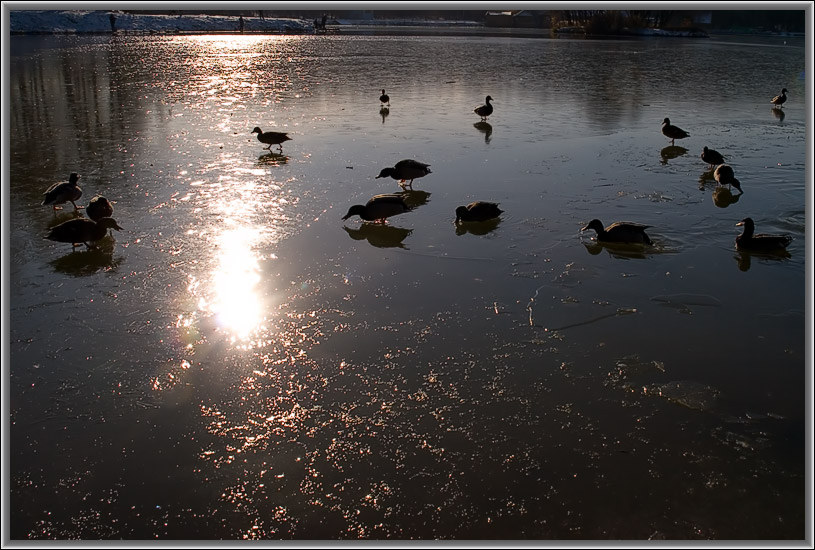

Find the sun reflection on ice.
[{"left": 206, "top": 226, "right": 265, "bottom": 341}]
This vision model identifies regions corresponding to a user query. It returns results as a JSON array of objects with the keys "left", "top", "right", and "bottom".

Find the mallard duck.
[
  {"left": 714, "top": 164, "right": 743, "bottom": 193},
  {"left": 770, "top": 88, "right": 788, "bottom": 108},
  {"left": 342, "top": 194, "right": 412, "bottom": 223},
  {"left": 44, "top": 217, "right": 123, "bottom": 249},
  {"left": 86, "top": 195, "right": 114, "bottom": 222},
  {"left": 379, "top": 89, "right": 390, "bottom": 105},
  {"left": 701, "top": 146, "right": 726, "bottom": 167},
  {"left": 661, "top": 118, "right": 690, "bottom": 145},
  {"left": 455, "top": 201, "right": 503, "bottom": 223},
  {"left": 42, "top": 173, "right": 82, "bottom": 211},
  {"left": 376, "top": 159, "right": 432, "bottom": 189},
  {"left": 251, "top": 127, "right": 291, "bottom": 152},
  {"left": 581, "top": 219, "right": 652, "bottom": 245},
  {"left": 474, "top": 95, "right": 494, "bottom": 121},
  {"left": 735, "top": 217, "right": 792, "bottom": 251}
]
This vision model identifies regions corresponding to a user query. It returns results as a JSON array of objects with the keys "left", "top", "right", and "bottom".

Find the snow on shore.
[{"left": 9, "top": 10, "right": 310, "bottom": 34}]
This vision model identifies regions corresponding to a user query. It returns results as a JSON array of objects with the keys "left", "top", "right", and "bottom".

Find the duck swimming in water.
[
  {"left": 251, "top": 127, "right": 292, "bottom": 152},
  {"left": 661, "top": 118, "right": 690, "bottom": 145},
  {"left": 342, "top": 194, "right": 412, "bottom": 224},
  {"left": 44, "top": 217, "right": 123, "bottom": 249},
  {"left": 735, "top": 217, "right": 792, "bottom": 251},
  {"left": 581, "top": 219, "right": 652, "bottom": 245},
  {"left": 455, "top": 201, "right": 503, "bottom": 223},
  {"left": 376, "top": 159, "right": 432, "bottom": 189},
  {"left": 42, "top": 173, "right": 82, "bottom": 211}
]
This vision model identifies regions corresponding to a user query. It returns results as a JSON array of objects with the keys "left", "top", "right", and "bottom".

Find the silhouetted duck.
[
  {"left": 86, "top": 195, "right": 114, "bottom": 222},
  {"left": 474, "top": 95, "right": 493, "bottom": 121},
  {"left": 770, "top": 88, "right": 788, "bottom": 108},
  {"left": 735, "top": 218, "right": 792, "bottom": 251},
  {"left": 581, "top": 219, "right": 652, "bottom": 245},
  {"left": 342, "top": 194, "right": 412, "bottom": 223},
  {"left": 455, "top": 201, "right": 503, "bottom": 223},
  {"left": 379, "top": 89, "right": 390, "bottom": 105},
  {"left": 701, "top": 146, "right": 725, "bottom": 167},
  {"left": 44, "top": 217, "right": 123, "bottom": 249},
  {"left": 42, "top": 173, "right": 82, "bottom": 211},
  {"left": 376, "top": 159, "right": 432, "bottom": 189},
  {"left": 251, "top": 127, "right": 291, "bottom": 152},
  {"left": 661, "top": 118, "right": 689, "bottom": 145},
  {"left": 714, "top": 164, "right": 742, "bottom": 193}
]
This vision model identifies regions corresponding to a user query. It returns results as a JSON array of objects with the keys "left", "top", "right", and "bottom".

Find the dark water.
[{"left": 7, "top": 33, "right": 809, "bottom": 540}]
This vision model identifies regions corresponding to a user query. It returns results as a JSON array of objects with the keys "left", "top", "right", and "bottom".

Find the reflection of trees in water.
[{"left": 11, "top": 40, "right": 172, "bottom": 207}]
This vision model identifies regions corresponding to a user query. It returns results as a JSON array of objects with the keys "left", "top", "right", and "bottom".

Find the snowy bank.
[{"left": 9, "top": 10, "right": 310, "bottom": 34}]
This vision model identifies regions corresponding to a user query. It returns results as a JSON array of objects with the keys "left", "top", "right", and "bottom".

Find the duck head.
[
  {"left": 99, "top": 217, "right": 123, "bottom": 232},
  {"left": 376, "top": 167, "right": 396, "bottom": 180},
  {"left": 342, "top": 205, "right": 366, "bottom": 221},
  {"left": 730, "top": 177, "right": 743, "bottom": 193},
  {"left": 251, "top": 127, "right": 262, "bottom": 134},
  {"left": 69, "top": 173, "right": 80, "bottom": 185},
  {"left": 581, "top": 219, "right": 605, "bottom": 234},
  {"left": 736, "top": 217, "right": 754, "bottom": 237}
]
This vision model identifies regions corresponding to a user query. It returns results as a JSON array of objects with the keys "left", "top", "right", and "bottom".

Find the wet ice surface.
[{"left": 8, "top": 33, "right": 807, "bottom": 539}]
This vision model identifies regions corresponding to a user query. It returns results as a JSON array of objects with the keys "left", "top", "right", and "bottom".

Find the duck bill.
[{"left": 735, "top": 221, "right": 745, "bottom": 227}]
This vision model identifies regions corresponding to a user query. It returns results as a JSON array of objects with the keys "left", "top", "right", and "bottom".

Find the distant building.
[{"left": 485, "top": 10, "right": 550, "bottom": 28}]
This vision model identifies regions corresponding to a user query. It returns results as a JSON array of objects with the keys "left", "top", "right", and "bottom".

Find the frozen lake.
[{"left": 8, "top": 32, "right": 808, "bottom": 540}]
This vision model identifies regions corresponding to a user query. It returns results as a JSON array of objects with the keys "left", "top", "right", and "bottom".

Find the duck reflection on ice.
[
  {"left": 660, "top": 145, "right": 688, "bottom": 165},
  {"left": 398, "top": 189, "right": 431, "bottom": 209},
  {"left": 581, "top": 240, "right": 653, "bottom": 260},
  {"left": 712, "top": 186, "right": 742, "bottom": 208},
  {"left": 455, "top": 217, "right": 501, "bottom": 236},
  {"left": 698, "top": 168, "right": 717, "bottom": 190},
  {"left": 50, "top": 239, "right": 123, "bottom": 277},
  {"left": 771, "top": 106, "right": 786, "bottom": 122},
  {"left": 257, "top": 152, "right": 289, "bottom": 166},
  {"left": 344, "top": 224, "right": 413, "bottom": 249},
  {"left": 473, "top": 121, "right": 492, "bottom": 144},
  {"left": 379, "top": 106, "right": 390, "bottom": 124},
  {"left": 734, "top": 247, "right": 791, "bottom": 272},
  {"left": 46, "top": 210, "right": 84, "bottom": 228}
]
